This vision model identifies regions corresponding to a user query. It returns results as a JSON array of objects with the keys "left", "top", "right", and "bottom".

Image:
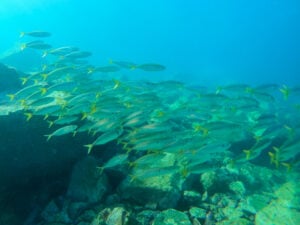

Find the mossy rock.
[
  {"left": 255, "top": 182, "right": 300, "bottom": 225},
  {"left": 153, "top": 209, "right": 192, "bottom": 225}
]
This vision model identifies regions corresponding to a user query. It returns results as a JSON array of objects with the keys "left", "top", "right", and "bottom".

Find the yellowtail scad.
[{"left": 2, "top": 31, "right": 300, "bottom": 190}]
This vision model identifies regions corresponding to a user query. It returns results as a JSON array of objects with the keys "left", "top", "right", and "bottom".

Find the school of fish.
[{"left": 1, "top": 31, "right": 300, "bottom": 182}]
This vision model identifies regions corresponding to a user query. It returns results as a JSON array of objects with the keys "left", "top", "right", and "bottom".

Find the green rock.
[
  {"left": 229, "top": 181, "right": 246, "bottom": 196},
  {"left": 119, "top": 154, "right": 181, "bottom": 209},
  {"left": 255, "top": 201, "right": 300, "bottom": 225},
  {"left": 274, "top": 181, "right": 300, "bottom": 210},
  {"left": 220, "top": 205, "right": 243, "bottom": 220},
  {"left": 216, "top": 218, "right": 253, "bottom": 225},
  {"left": 201, "top": 171, "right": 217, "bottom": 192},
  {"left": 183, "top": 190, "right": 202, "bottom": 205},
  {"left": 153, "top": 209, "right": 192, "bottom": 225},
  {"left": 189, "top": 207, "right": 206, "bottom": 219},
  {"left": 136, "top": 210, "right": 159, "bottom": 225},
  {"left": 246, "top": 194, "right": 271, "bottom": 212},
  {"left": 255, "top": 182, "right": 300, "bottom": 225}
]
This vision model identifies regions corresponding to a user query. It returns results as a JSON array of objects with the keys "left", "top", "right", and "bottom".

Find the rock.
[
  {"left": 246, "top": 194, "right": 271, "bottom": 213},
  {"left": 0, "top": 48, "right": 46, "bottom": 73},
  {"left": 191, "top": 218, "right": 202, "bottom": 225},
  {"left": 105, "top": 207, "right": 128, "bottom": 225},
  {"left": 40, "top": 200, "right": 71, "bottom": 224},
  {"left": 200, "top": 169, "right": 234, "bottom": 194},
  {"left": 152, "top": 209, "right": 192, "bottom": 225},
  {"left": 229, "top": 181, "right": 246, "bottom": 196},
  {"left": 255, "top": 181, "right": 300, "bottom": 225},
  {"left": 210, "top": 193, "right": 229, "bottom": 206},
  {"left": 216, "top": 218, "right": 253, "bottom": 225},
  {"left": 97, "top": 207, "right": 129, "bottom": 225},
  {"left": 40, "top": 200, "right": 60, "bottom": 222},
  {"left": 238, "top": 199, "right": 256, "bottom": 216},
  {"left": 238, "top": 163, "right": 285, "bottom": 192},
  {"left": 189, "top": 207, "right": 207, "bottom": 220},
  {"left": 67, "top": 156, "right": 109, "bottom": 204},
  {"left": 76, "top": 209, "right": 97, "bottom": 223},
  {"left": 274, "top": 181, "right": 300, "bottom": 210},
  {"left": 42, "top": 223, "right": 71, "bottom": 225},
  {"left": 209, "top": 194, "right": 244, "bottom": 222},
  {"left": 77, "top": 222, "right": 90, "bottom": 225},
  {"left": 0, "top": 63, "right": 21, "bottom": 92},
  {"left": 201, "top": 171, "right": 217, "bottom": 192},
  {"left": 119, "top": 153, "right": 181, "bottom": 209},
  {"left": 105, "top": 193, "right": 121, "bottom": 205},
  {"left": 119, "top": 176, "right": 181, "bottom": 209},
  {"left": 255, "top": 200, "right": 300, "bottom": 225},
  {"left": 67, "top": 201, "right": 93, "bottom": 220},
  {"left": 218, "top": 203, "right": 243, "bottom": 222},
  {"left": 182, "top": 190, "right": 202, "bottom": 206},
  {"left": 136, "top": 210, "right": 159, "bottom": 225}
]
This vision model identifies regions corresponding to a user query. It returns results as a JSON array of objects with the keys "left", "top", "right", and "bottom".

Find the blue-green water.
[
  {"left": 1, "top": 0, "right": 300, "bottom": 85},
  {"left": 0, "top": 1, "right": 300, "bottom": 225}
]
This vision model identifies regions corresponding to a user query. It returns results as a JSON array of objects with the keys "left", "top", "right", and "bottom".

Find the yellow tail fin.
[
  {"left": 84, "top": 144, "right": 94, "bottom": 154},
  {"left": 6, "top": 94, "right": 15, "bottom": 101},
  {"left": 24, "top": 113, "right": 33, "bottom": 121},
  {"left": 44, "top": 134, "right": 52, "bottom": 141}
]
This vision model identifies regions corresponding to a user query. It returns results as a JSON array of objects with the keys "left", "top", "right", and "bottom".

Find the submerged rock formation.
[{"left": 0, "top": 63, "right": 21, "bottom": 92}]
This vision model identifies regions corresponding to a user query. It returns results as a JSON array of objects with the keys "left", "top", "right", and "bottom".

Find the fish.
[
  {"left": 43, "top": 46, "right": 79, "bottom": 57},
  {"left": 84, "top": 128, "right": 123, "bottom": 154},
  {"left": 63, "top": 51, "right": 92, "bottom": 59},
  {"left": 28, "top": 96, "right": 55, "bottom": 108},
  {"left": 183, "top": 161, "right": 216, "bottom": 176},
  {"left": 97, "top": 154, "right": 129, "bottom": 173},
  {"left": 131, "top": 137, "right": 177, "bottom": 152},
  {"left": 34, "top": 104, "right": 62, "bottom": 116},
  {"left": 136, "top": 63, "right": 166, "bottom": 71},
  {"left": 131, "top": 153, "right": 167, "bottom": 167},
  {"left": 218, "top": 83, "right": 250, "bottom": 94},
  {"left": 46, "top": 81, "right": 78, "bottom": 93},
  {"left": 279, "top": 85, "right": 290, "bottom": 100},
  {"left": 7, "top": 83, "right": 47, "bottom": 101},
  {"left": 110, "top": 60, "right": 137, "bottom": 69},
  {"left": 273, "top": 138, "right": 300, "bottom": 162},
  {"left": 243, "top": 139, "right": 272, "bottom": 161},
  {"left": 52, "top": 115, "right": 79, "bottom": 126},
  {"left": 130, "top": 165, "right": 179, "bottom": 182},
  {"left": 21, "top": 41, "right": 52, "bottom": 51},
  {"left": 44, "top": 125, "right": 78, "bottom": 141},
  {"left": 6, "top": 31, "right": 300, "bottom": 186},
  {"left": 41, "top": 66, "right": 75, "bottom": 81},
  {"left": 20, "top": 31, "right": 52, "bottom": 38}
]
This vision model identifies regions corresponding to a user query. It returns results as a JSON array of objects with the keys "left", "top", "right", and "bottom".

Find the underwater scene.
[{"left": 0, "top": 1, "right": 300, "bottom": 225}]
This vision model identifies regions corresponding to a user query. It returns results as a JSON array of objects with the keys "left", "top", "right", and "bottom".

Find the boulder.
[
  {"left": 152, "top": 209, "right": 192, "bottom": 225},
  {"left": 67, "top": 156, "right": 109, "bottom": 204},
  {"left": 0, "top": 63, "right": 21, "bottom": 92},
  {"left": 118, "top": 153, "right": 181, "bottom": 209}
]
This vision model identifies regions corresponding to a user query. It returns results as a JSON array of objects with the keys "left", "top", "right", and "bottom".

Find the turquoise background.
[{"left": 1, "top": 0, "right": 299, "bottom": 85}]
